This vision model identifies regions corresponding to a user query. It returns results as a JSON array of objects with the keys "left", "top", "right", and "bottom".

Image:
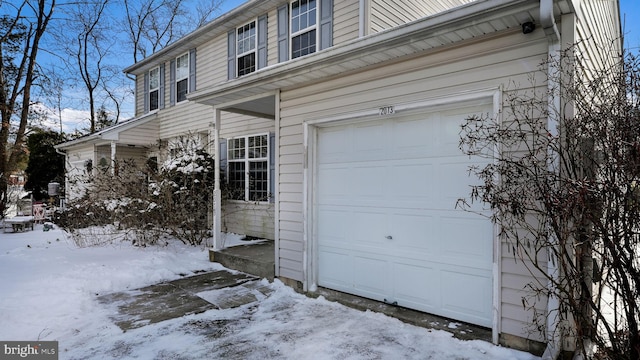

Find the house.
[{"left": 55, "top": 0, "right": 621, "bottom": 356}]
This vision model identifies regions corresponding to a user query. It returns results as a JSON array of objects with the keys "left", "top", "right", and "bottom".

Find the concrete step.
[{"left": 210, "top": 241, "right": 275, "bottom": 280}]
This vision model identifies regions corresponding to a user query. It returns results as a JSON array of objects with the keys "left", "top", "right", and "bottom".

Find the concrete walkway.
[{"left": 97, "top": 270, "right": 273, "bottom": 331}]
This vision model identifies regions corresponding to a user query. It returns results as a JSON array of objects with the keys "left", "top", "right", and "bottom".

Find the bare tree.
[
  {"left": 40, "top": 65, "right": 67, "bottom": 134},
  {"left": 122, "top": 0, "right": 221, "bottom": 63},
  {"left": 55, "top": 0, "right": 113, "bottom": 134},
  {"left": 459, "top": 45, "right": 639, "bottom": 359},
  {"left": 0, "top": 0, "right": 55, "bottom": 218}
]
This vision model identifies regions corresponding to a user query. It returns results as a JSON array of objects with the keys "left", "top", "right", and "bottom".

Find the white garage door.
[{"left": 316, "top": 104, "right": 494, "bottom": 327}]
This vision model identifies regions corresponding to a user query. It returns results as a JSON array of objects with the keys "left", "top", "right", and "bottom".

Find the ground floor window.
[{"left": 227, "top": 134, "right": 269, "bottom": 201}]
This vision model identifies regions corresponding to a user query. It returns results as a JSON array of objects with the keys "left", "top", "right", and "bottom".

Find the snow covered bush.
[
  {"left": 148, "top": 145, "right": 215, "bottom": 246},
  {"left": 59, "top": 138, "right": 216, "bottom": 247}
]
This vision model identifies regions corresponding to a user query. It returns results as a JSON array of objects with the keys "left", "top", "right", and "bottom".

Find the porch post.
[
  {"left": 110, "top": 141, "right": 116, "bottom": 176},
  {"left": 213, "top": 108, "right": 222, "bottom": 250}
]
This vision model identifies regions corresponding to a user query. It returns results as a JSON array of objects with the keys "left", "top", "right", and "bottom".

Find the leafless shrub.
[
  {"left": 459, "top": 45, "right": 640, "bottom": 359},
  {"left": 59, "top": 136, "right": 215, "bottom": 247}
]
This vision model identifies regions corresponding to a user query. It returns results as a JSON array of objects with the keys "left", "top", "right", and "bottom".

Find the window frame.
[
  {"left": 290, "top": 0, "right": 319, "bottom": 59},
  {"left": 236, "top": 19, "right": 257, "bottom": 77},
  {"left": 227, "top": 133, "right": 270, "bottom": 202},
  {"left": 148, "top": 66, "right": 160, "bottom": 112},
  {"left": 175, "top": 52, "right": 189, "bottom": 103}
]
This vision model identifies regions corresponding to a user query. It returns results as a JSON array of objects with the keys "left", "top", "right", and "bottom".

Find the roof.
[{"left": 55, "top": 112, "right": 158, "bottom": 150}]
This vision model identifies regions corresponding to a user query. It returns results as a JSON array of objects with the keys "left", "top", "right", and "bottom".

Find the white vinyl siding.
[
  {"left": 574, "top": 2, "right": 622, "bottom": 83},
  {"left": 196, "top": 32, "right": 229, "bottom": 88},
  {"left": 221, "top": 202, "right": 275, "bottom": 240},
  {"left": 369, "top": 0, "right": 476, "bottom": 33},
  {"left": 135, "top": 75, "right": 145, "bottom": 117},
  {"left": 118, "top": 121, "right": 159, "bottom": 146},
  {"left": 279, "top": 29, "right": 550, "bottom": 341},
  {"left": 95, "top": 144, "right": 148, "bottom": 170},
  {"left": 267, "top": 8, "right": 279, "bottom": 67},
  {"left": 333, "top": 0, "right": 358, "bottom": 44}
]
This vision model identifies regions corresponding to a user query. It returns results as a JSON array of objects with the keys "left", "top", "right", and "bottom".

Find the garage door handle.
[{"left": 385, "top": 235, "right": 393, "bottom": 240}]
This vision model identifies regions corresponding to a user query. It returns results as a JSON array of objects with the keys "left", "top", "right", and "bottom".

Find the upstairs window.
[
  {"left": 176, "top": 53, "right": 189, "bottom": 102},
  {"left": 148, "top": 67, "right": 159, "bottom": 111},
  {"left": 291, "top": 0, "right": 317, "bottom": 59},
  {"left": 227, "top": 134, "right": 269, "bottom": 201},
  {"left": 237, "top": 21, "right": 257, "bottom": 77}
]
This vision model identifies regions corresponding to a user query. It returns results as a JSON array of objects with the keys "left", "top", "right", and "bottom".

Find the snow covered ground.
[{"left": 0, "top": 224, "right": 540, "bottom": 359}]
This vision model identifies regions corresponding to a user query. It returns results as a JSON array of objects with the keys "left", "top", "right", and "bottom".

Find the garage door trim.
[{"left": 302, "top": 89, "right": 502, "bottom": 343}]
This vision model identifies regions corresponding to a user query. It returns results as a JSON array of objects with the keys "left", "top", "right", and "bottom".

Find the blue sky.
[
  {"left": 620, "top": 0, "right": 640, "bottom": 50},
  {"left": 25, "top": 0, "right": 640, "bottom": 132}
]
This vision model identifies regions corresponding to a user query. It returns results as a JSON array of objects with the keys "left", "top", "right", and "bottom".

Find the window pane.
[
  {"left": 292, "top": 0, "right": 316, "bottom": 34},
  {"left": 309, "top": 8, "right": 316, "bottom": 26},
  {"left": 292, "top": 29, "right": 316, "bottom": 59},
  {"left": 248, "top": 135, "right": 267, "bottom": 159},
  {"left": 292, "top": 0, "right": 299, "bottom": 17},
  {"left": 249, "top": 161, "right": 268, "bottom": 201},
  {"left": 237, "top": 21, "right": 256, "bottom": 55},
  {"left": 228, "top": 162, "right": 246, "bottom": 200},
  {"left": 150, "top": 89, "right": 159, "bottom": 111},
  {"left": 176, "top": 78, "right": 188, "bottom": 102},
  {"left": 149, "top": 68, "right": 159, "bottom": 90},
  {"left": 292, "top": 17, "right": 299, "bottom": 33},
  {"left": 228, "top": 138, "right": 246, "bottom": 160},
  {"left": 238, "top": 53, "right": 256, "bottom": 76},
  {"left": 176, "top": 53, "right": 189, "bottom": 79}
]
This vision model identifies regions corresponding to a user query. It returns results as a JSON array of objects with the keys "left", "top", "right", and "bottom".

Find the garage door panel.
[
  {"left": 393, "top": 262, "right": 439, "bottom": 308},
  {"left": 390, "top": 162, "right": 436, "bottom": 203},
  {"left": 438, "top": 114, "right": 466, "bottom": 155},
  {"left": 317, "top": 127, "right": 349, "bottom": 162},
  {"left": 316, "top": 103, "right": 494, "bottom": 328},
  {"left": 318, "top": 249, "right": 353, "bottom": 289},
  {"left": 352, "top": 165, "right": 387, "bottom": 200},
  {"left": 390, "top": 212, "right": 437, "bottom": 253},
  {"left": 392, "top": 115, "right": 437, "bottom": 156},
  {"left": 352, "top": 210, "right": 388, "bottom": 246},
  {"left": 318, "top": 165, "right": 351, "bottom": 200},
  {"left": 441, "top": 268, "right": 493, "bottom": 327},
  {"left": 435, "top": 161, "right": 487, "bottom": 210},
  {"left": 353, "top": 255, "right": 390, "bottom": 296},
  {"left": 440, "top": 215, "right": 493, "bottom": 265},
  {"left": 317, "top": 208, "right": 349, "bottom": 244},
  {"left": 352, "top": 122, "right": 387, "bottom": 159}
]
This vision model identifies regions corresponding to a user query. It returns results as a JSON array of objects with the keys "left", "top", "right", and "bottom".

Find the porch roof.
[{"left": 55, "top": 113, "right": 158, "bottom": 150}]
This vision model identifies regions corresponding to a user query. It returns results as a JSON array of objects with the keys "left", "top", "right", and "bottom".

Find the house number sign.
[{"left": 379, "top": 106, "right": 395, "bottom": 116}]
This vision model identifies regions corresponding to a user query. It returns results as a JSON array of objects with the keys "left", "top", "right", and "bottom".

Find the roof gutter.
[{"left": 540, "top": 0, "right": 562, "bottom": 359}]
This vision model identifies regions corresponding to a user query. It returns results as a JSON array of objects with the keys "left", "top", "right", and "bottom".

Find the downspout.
[{"left": 541, "top": 0, "right": 562, "bottom": 359}]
